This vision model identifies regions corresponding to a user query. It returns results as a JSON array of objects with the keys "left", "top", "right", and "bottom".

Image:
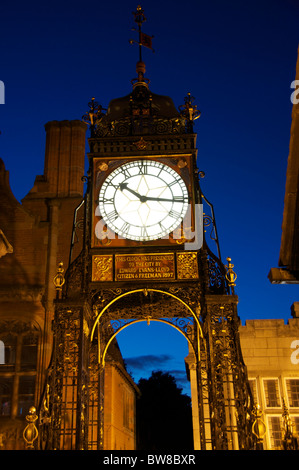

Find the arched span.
[
  {"left": 90, "top": 288, "right": 202, "bottom": 342},
  {"left": 101, "top": 317, "right": 196, "bottom": 367}
]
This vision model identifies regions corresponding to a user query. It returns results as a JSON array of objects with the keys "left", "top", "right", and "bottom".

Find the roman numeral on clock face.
[
  {"left": 169, "top": 209, "right": 182, "bottom": 219},
  {"left": 140, "top": 226, "right": 148, "bottom": 238},
  {"left": 138, "top": 162, "right": 148, "bottom": 175},
  {"left": 173, "top": 196, "right": 186, "bottom": 202},
  {"left": 168, "top": 178, "right": 181, "bottom": 187},
  {"left": 120, "top": 167, "right": 131, "bottom": 178},
  {"left": 120, "top": 221, "right": 130, "bottom": 235},
  {"left": 102, "top": 197, "right": 114, "bottom": 204},
  {"left": 158, "top": 221, "right": 167, "bottom": 232},
  {"left": 106, "top": 209, "right": 118, "bottom": 222}
]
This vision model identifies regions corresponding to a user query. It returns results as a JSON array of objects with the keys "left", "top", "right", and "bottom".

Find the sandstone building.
[{"left": 0, "top": 121, "right": 138, "bottom": 450}]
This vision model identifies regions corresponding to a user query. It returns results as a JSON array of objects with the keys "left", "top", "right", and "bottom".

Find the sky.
[{"left": 0, "top": 0, "right": 298, "bottom": 395}]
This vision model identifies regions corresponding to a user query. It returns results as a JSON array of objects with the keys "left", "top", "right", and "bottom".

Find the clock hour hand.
[{"left": 119, "top": 182, "right": 147, "bottom": 202}]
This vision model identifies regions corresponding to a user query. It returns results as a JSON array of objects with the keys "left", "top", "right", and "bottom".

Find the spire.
[{"left": 129, "top": 5, "right": 154, "bottom": 86}]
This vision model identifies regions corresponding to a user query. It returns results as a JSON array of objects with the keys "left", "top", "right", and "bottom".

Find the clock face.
[{"left": 98, "top": 160, "right": 189, "bottom": 241}]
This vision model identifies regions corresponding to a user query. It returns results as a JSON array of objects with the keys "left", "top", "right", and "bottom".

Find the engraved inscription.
[{"left": 115, "top": 253, "right": 175, "bottom": 281}]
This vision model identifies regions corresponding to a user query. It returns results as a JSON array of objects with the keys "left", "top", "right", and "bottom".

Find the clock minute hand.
[
  {"left": 145, "top": 196, "right": 186, "bottom": 203},
  {"left": 119, "top": 184, "right": 186, "bottom": 203}
]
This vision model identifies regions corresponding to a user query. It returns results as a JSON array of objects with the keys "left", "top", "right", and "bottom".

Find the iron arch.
[
  {"left": 101, "top": 317, "right": 196, "bottom": 367},
  {"left": 90, "top": 288, "right": 203, "bottom": 367}
]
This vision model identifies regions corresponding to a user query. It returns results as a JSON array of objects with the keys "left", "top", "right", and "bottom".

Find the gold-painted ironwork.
[
  {"left": 134, "top": 137, "right": 147, "bottom": 150},
  {"left": 281, "top": 398, "right": 298, "bottom": 450},
  {"left": 101, "top": 317, "right": 197, "bottom": 368},
  {"left": 53, "top": 262, "right": 65, "bottom": 291},
  {"left": 171, "top": 225, "right": 194, "bottom": 245},
  {"left": 92, "top": 255, "right": 113, "bottom": 282},
  {"left": 82, "top": 97, "right": 107, "bottom": 129},
  {"left": 97, "top": 161, "right": 109, "bottom": 172},
  {"left": 179, "top": 92, "right": 200, "bottom": 133},
  {"left": 90, "top": 288, "right": 203, "bottom": 365},
  {"left": 91, "top": 288, "right": 203, "bottom": 342},
  {"left": 176, "top": 252, "right": 198, "bottom": 279},
  {"left": 23, "top": 406, "right": 38, "bottom": 449},
  {"left": 225, "top": 257, "right": 237, "bottom": 287},
  {"left": 252, "top": 404, "right": 267, "bottom": 448}
]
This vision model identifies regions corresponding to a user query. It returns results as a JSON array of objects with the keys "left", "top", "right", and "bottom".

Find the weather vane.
[{"left": 129, "top": 5, "right": 154, "bottom": 62}]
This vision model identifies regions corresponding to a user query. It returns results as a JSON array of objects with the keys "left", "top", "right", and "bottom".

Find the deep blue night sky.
[{"left": 0, "top": 0, "right": 298, "bottom": 394}]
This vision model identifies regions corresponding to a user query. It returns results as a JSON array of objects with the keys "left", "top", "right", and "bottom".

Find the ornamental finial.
[
  {"left": 251, "top": 404, "right": 266, "bottom": 449},
  {"left": 179, "top": 93, "right": 201, "bottom": 132},
  {"left": 225, "top": 257, "right": 237, "bottom": 289},
  {"left": 82, "top": 98, "right": 107, "bottom": 135},
  {"left": 53, "top": 261, "right": 65, "bottom": 295},
  {"left": 23, "top": 406, "right": 38, "bottom": 449}
]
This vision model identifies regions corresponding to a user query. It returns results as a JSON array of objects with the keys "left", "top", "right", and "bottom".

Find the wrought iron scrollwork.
[
  {"left": 205, "top": 246, "right": 230, "bottom": 295},
  {"left": 204, "top": 302, "right": 255, "bottom": 449}
]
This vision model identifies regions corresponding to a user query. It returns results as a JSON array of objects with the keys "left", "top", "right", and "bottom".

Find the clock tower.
[{"left": 38, "top": 6, "right": 257, "bottom": 450}]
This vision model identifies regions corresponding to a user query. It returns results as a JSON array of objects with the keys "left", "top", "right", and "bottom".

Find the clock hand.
[
  {"left": 144, "top": 196, "right": 186, "bottom": 203},
  {"left": 119, "top": 182, "right": 147, "bottom": 202},
  {"left": 119, "top": 183, "right": 186, "bottom": 203}
]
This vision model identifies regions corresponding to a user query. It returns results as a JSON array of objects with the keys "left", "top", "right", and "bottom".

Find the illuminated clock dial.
[{"left": 98, "top": 160, "right": 189, "bottom": 241}]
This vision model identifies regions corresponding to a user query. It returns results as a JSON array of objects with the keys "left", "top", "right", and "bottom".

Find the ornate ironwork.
[
  {"left": 201, "top": 193, "right": 221, "bottom": 260},
  {"left": 84, "top": 98, "right": 188, "bottom": 138},
  {"left": 37, "top": 6, "right": 255, "bottom": 451},
  {"left": 82, "top": 98, "right": 107, "bottom": 136},
  {"left": 69, "top": 198, "right": 85, "bottom": 266},
  {"left": 204, "top": 246, "right": 230, "bottom": 295},
  {"left": 39, "top": 307, "right": 82, "bottom": 450},
  {"left": 23, "top": 406, "right": 39, "bottom": 449},
  {"left": 225, "top": 257, "right": 237, "bottom": 294},
  {"left": 281, "top": 398, "right": 298, "bottom": 450},
  {"left": 204, "top": 302, "right": 255, "bottom": 449},
  {"left": 251, "top": 404, "right": 267, "bottom": 450},
  {"left": 53, "top": 262, "right": 65, "bottom": 295},
  {"left": 179, "top": 92, "right": 201, "bottom": 133}
]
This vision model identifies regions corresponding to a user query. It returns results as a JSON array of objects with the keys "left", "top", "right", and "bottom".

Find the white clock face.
[{"left": 98, "top": 160, "right": 189, "bottom": 241}]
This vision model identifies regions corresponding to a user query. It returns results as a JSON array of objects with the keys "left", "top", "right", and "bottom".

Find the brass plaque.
[
  {"left": 176, "top": 252, "right": 198, "bottom": 279},
  {"left": 115, "top": 253, "right": 175, "bottom": 281},
  {"left": 92, "top": 255, "right": 113, "bottom": 282}
]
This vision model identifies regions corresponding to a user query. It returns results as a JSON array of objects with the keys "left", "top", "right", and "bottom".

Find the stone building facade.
[
  {"left": 240, "top": 308, "right": 299, "bottom": 450},
  {"left": 0, "top": 120, "right": 138, "bottom": 450}
]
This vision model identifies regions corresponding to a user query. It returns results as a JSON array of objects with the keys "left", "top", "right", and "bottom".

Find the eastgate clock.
[{"left": 98, "top": 160, "right": 189, "bottom": 241}]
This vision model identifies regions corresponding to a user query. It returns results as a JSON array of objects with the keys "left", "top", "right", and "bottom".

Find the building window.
[
  {"left": 122, "top": 386, "right": 133, "bottom": 431},
  {"left": 249, "top": 378, "right": 258, "bottom": 405},
  {"left": 268, "top": 416, "right": 283, "bottom": 450},
  {"left": 0, "top": 340, "right": 4, "bottom": 364},
  {"left": 0, "top": 377, "right": 13, "bottom": 415},
  {"left": 123, "top": 387, "right": 130, "bottom": 429},
  {"left": 286, "top": 379, "right": 299, "bottom": 408},
  {"left": 292, "top": 416, "right": 299, "bottom": 436},
  {"left": 0, "top": 322, "right": 39, "bottom": 418},
  {"left": 264, "top": 379, "right": 280, "bottom": 408}
]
